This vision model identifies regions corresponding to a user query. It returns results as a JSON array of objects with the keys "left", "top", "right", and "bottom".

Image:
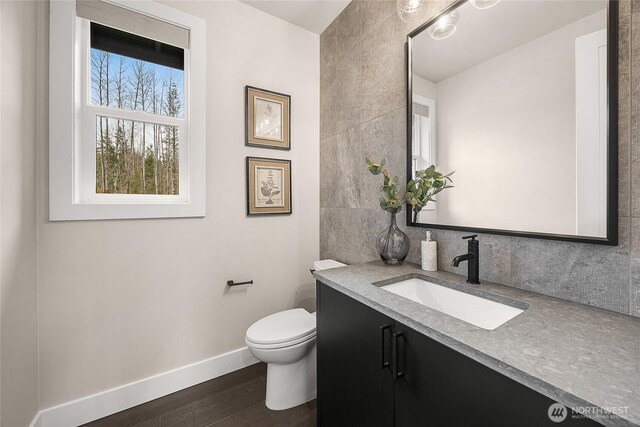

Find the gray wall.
[{"left": 319, "top": 0, "right": 640, "bottom": 317}]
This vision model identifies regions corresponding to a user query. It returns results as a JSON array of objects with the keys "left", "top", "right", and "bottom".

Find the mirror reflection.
[{"left": 410, "top": 0, "right": 610, "bottom": 238}]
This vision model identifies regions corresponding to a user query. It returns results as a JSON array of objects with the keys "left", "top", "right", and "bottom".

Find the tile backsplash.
[{"left": 319, "top": 0, "right": 640, "bottom": 317}]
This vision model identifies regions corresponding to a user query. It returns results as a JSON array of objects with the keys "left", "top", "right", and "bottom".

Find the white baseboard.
[{"left": 29, "top": 347, "right": 259, "bottom": 427}]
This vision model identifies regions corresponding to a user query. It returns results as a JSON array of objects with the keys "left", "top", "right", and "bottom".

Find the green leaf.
[{"left": 368, "top": 165, "right": 382, "bottom": 175}]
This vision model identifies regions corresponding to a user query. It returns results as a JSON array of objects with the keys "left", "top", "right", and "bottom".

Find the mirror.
[{"left": 407, "top": 0, "right": 617, "bottom": 245}]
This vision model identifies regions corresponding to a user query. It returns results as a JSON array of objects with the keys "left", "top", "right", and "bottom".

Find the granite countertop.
[{"left": 313, "top": 262, "right": 640, "bottom": 427}]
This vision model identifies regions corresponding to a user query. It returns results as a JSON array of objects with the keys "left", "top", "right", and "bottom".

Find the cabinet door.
[
  {"left": 393, "top": 323, "right": 600, "bottom": 427},
  {"left": 317, "top": 282, "right": 395, "bottom": 427}
]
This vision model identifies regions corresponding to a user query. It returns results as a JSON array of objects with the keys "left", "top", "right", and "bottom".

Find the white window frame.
[
  {"left": 411, "top": 95, "right": 436, "bottom": 175},
  {"left": 412, "top": 94, "right": 437, "bottom": 211},
  {"left": 50, "top": 0, "right": 206, "bottom": 220}
]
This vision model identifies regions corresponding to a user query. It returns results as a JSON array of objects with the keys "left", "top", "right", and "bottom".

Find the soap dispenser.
[{"left": 421, "top": 231, "right": 437, "bottom": 271}]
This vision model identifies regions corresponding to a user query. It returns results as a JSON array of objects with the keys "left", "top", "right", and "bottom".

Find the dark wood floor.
[{"left": 82, "top": 363, "right": 317, "bottom": 427}]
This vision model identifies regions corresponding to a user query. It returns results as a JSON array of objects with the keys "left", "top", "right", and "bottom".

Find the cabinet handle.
[
  {"left": 380, "top": 324, "right": 391, "bottom": 369},
  {"left": 393, "top": 331, "right": 404, "bottom": 378}
]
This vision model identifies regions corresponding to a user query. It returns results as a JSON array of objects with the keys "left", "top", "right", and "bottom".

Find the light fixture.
[
  {"left": 427, "top": 10, "right": 459, "bottom": 40},
  {"left": 397, "top": 0, "right": 426, "bottom": 24},
  {"left": 469, "top": 0, "right": 502, "bottom": 9}
]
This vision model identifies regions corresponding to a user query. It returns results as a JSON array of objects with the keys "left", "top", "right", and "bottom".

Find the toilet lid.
[
  {"left": 246, "top": 308, "right": 316, "bottom": 346},
  {"left": 313, "top": 259, "right": 346, "bottom": 271}
]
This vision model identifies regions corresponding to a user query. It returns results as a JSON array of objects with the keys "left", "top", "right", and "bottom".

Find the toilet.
[{"left": 245, "top": 259, "right": 346, "bottom": 410}]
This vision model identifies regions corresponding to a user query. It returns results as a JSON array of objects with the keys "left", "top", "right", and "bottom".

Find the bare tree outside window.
[{"left": 91, "top": 49, "right": 184, "bottom": 195}]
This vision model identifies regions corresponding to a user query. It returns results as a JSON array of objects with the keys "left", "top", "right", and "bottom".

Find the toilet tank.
[{"left": 313, "top": 259, "right": 346, "bottom": 271}]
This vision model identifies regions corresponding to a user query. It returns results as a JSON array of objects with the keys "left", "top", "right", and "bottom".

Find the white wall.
[
  {"left": 418, "top": 10, "right": 606, "bottom": 235},
  {"left": 412, "top": 74, "right": 437, "bottom": 101},
  {"left": 0, "top": 1, "right": 41, "bottom": 425},
  {"left": 33, "top": 0, "right": 319, "bottom": 409}
]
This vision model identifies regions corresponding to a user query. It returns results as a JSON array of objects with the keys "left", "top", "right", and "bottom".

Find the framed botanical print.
[
  {"left": 245, "top": 86, "right": 291, "bottom": 150},
  {"left": 246, "top": 157, "right": 292, "bottom": 215}
]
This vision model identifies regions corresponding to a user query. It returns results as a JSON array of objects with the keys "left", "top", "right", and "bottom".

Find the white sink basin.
[{"left": 381, "top": 278, "right": 524, "bottom": 330}]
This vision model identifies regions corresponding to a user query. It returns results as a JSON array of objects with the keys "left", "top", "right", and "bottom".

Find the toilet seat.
[
  {"left": 247, "top": 331, "right": 316, "bottom": 350},
  {"left": 246, "top": 308, "right": 316, "bottom": 348}
]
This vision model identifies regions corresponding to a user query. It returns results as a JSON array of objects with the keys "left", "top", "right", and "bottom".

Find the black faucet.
[{"left": 451, "top": 235, "right": 480, "bottom": 284}]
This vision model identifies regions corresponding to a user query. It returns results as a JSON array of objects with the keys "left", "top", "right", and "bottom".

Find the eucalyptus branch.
[{"left": 366, "top": 157, "right": 454, "bottom": 216}]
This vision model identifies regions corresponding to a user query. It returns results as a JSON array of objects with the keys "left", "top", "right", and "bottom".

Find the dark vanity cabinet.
[
  {"left": 316, "top": 282, "right": 395, "bottom": 426},
  {"left": 316, "top": 282, "right": 600, "bottom": 427}
]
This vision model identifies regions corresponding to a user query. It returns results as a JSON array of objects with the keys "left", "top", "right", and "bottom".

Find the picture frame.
[
  {"left": 245, "top": 86, "right": 291, "bottom": 150},
  {"left": 246, "top": 157, "right": 292, "bottom": 215}
]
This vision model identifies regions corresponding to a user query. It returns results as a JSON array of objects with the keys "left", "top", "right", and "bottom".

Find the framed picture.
[
  {"left": 246, "top": 157, "right": 292, "bottom": 215},
  {"left": 245, "top": 86, "right": 291, "bottom": 150}
]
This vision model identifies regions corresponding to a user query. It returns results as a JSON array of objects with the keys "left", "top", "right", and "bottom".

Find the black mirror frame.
[{"left": 406, "top": 0, "right": 619, "bottom": 246}]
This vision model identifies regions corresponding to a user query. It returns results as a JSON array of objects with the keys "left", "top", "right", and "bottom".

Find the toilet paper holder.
[{"left": 227, "top": 279, "right": 253, "bottom": 287}]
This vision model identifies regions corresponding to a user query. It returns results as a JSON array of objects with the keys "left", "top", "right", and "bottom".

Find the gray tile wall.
[{"left": 320, "top": 0, "right": 640, "bottom": 317}]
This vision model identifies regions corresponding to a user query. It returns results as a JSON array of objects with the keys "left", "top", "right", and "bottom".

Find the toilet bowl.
[{"left": 245, "top": 259, "right": 346, "bottom": 410}]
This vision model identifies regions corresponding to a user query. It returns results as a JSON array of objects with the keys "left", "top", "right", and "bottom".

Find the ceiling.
[
  {"left": 412, "top": 0, "right": 608, "bottom": 83},
  {"left": 240, "top": 0, "right": 351, "bottom": 34}
]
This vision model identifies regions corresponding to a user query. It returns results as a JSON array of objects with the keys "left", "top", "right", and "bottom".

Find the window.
[
  {"left": 50, "top": 0, "right": 205, "bottom": 220},
  {"left": 89, "top": 23, "right": 184, "bottom": 196},
  {"left": 412, "top": 96, "right": 436, "bottom": 211},
  {"left": 411, "top": 99, "right": 435, "bottom": 175}
]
